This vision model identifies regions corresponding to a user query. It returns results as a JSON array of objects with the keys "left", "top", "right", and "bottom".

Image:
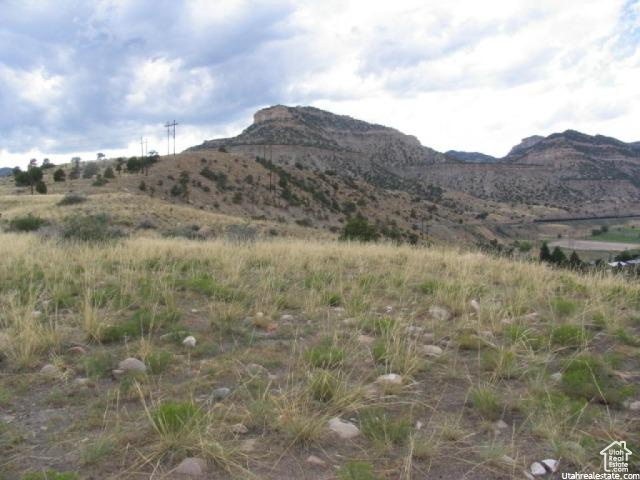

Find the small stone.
[
  {"left": 470, "top": 299, "right": 480, "bottom": 313},
  {"left": 520, "top": 312, "right": 540, "bottom": 322},
  {"left": 357, "top": 334, "right": 375, "bottom": 345},
  {"left": 541, "top": 459, "right": 559, "bottom": 472},
  {"left": 118, "top": 357, "right": 146, "bottom": 374},
  {"left": 111, "top": 369, "right": 125, "bottom": 379},
  {"left": 231, "top": 423, "right": 248, "bottom": 434},
  {"left": 342, "top": 317, "right": 357, "bottom": 326},
  {"left": 429, "top": 306, "right": 451, "bottom": 322},
  {"left": 494, "top": 419, "right": 508, "bottom": 430},
  {"left": 68, "top": 346, "right": 87, "bottom": 356},
  {"left": 423, "top": 345, "right": 443, "bottom": 357},
  {"left": 332, "top": 307, "right": 346, "bottom": 313},
  {"left": 212, "top": 387, "right": 231, "bottom": 400},
  {"left": 628, "top": 400, "right": 640, "bottom": 411},
  {"left": 415, "top": 420, "right": 423, "bottom": 430},
  {"left": 550, "top": 372, "right": 563, "bottom": 382},
  {"left": 280, "top": 314, "right": 294, "bottom": 321},
  {"left": 376, "top": 373, "right": 403, "bottom": 385},
  {"left": 73, "top": 377, "right": 92, "bottom": 388},
  {"left": 328, "top": 417, "right": 360, "bottom": 439},
  {"left": 306, "top": 455, "right": 326, "bottom": 466},
  {"left": 174, "top": 457, "right": 207, "bottom": 476},
  {"left": 40, "top": 364, "right": 59, "bottom": 378},
  {"left": 240, "top": 438, "right": 257, "bottom": 452},
  {"left": 255, "top": 311, "right": 264, "bottom": 318},
  {"left": 500, "top": 455, "right": 516, "bottom": 466},
  {"left": 500, "top": 318, "right": 513, "bottom": 325},
  {"left": 32, "top": 310, "right": 42, "bottom": 318},
  {"left": 182, "top": 335, "right": 196, "bottom": 348},
  {"left": 190, "top": 308, "right": 199, "bottom": 314},
  {"left": 530, "top": 462, "right": 546, "bottom": 476},
  {"left": 385, "top": 305, "right": 393, "bottom": 313}
]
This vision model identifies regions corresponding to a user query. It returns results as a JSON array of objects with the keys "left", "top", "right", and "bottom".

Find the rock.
[
  {"left": 415, "top": 420, "right": 423, "bottom": 430},
  {"left": 112, "top": 369, "right": 125, "bottom": 379},
  {"left": 550, "top": 372, "right": 563, "bottom": 382},
  {"left": 376, "top": 373, "right": 403, "bottom": 386},
  {"left": 40, "top": 364, "right": 60, "bottom": 378},
  {"left": 500, "top": 455, "right": 516, "bottom": 466},
  {"left": 429, "top": 306, "right": 451, "bottom": 322},
  {"left": 240, "top": 438, "right": 257, "bottom": 453},
  {"left": 32, "top": 310, "right": 43, "bottom": 318},
  {"left": 255, "top": 311, "right": 264, "bottom": 318},
  {"left": 530, "top": 462, "right": 546, "bottom": 476},
  {"left": 231, "top": 423, "right": 248, "bottom": 434},
  {"left": 521, "top": 312, "right": 540, "bottom": 322},
  {"left": 494, "top": 420, "right": 508, "bottom": 430},
  {"left": 280, "top": 314, "right": 294, "bottom": 321},
  {"left": 328, "top": 417, "right": 360, "bottom": 439},
  {"left": 306, "top": 455, "right": 326, "bottom": 466},
  {"left": 174, "top": 457, "right": 207, "bottom": 476},
  {"left": 423, "top": 345, "right": 443, "bottom": 357},
  {"left": 182, "top": 336, "right": 196, "bottom": 348},
  {"left": 67, "top": 346, "right": 87, "bottom": 356},
  {"left": 541, "top": 459, "right": 559, "bottom": 472},
  {"left": 628, "top": 400, "right": 640, "bottom": 411},
  {"left": 470, "top": 299, "right": 480, "bottom": 313},
  {"left": 190, "top": 308, "right": 199, "bottom": 314},
  {"left": 212, "top": 387, "right": 231, "bottom": 400},
  {"left": 358, "top": 334, "right": 375, "bottom": 345},
  {"left": 118, "top": 357, "right": 146, "bottom": 374},
  {"left": 385, "top": 305, "right": 393, "bottom": 313},
  {"left": 73, "top": 377, "right": 92, "bottom": 388}
]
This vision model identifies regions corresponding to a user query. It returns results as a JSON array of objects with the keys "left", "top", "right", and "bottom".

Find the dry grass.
[{"left": 0, "top": 233, "right": 638, "bottom": 478}]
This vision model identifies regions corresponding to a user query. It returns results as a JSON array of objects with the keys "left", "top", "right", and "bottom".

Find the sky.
[{"left": 1, "top": 0, "right": 639, "bottom": 168}]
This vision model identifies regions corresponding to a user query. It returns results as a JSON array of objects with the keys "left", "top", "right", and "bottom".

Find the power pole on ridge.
[{"left": 164, "top": 120, "right": 178, "bottom": 157}]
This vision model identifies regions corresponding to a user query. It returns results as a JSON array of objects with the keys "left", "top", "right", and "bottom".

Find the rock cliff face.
[{"left": 190, "top": 105, "right": 640, "bottom": 214}]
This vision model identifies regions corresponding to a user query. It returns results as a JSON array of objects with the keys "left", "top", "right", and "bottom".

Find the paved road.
[{"left": 549, "top": 240, "right": 640, "bottom": 251}]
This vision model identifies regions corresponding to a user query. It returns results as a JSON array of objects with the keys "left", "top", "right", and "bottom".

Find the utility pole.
[
  {"left": 164, "top": 120, "right": 178, "bottom": 157},
  {"left": 140, "top": 137, "right": 144, "bottom": 158}
]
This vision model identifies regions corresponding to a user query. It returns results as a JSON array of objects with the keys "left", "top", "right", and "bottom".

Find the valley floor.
[{"left": 0, "top": 234, "right": 639, "bottom": 479}]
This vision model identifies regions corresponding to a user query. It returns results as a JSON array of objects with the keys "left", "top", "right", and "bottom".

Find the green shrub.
[
  {"left": 61, "top": 214, "right": 121, "bottom": 242},
  {"left": 470, "top": 385, "right": 503, "bottom": 421},
  {"left": 305, "top": 338, "right": 345, "bottom": 369},
  {"left": 359, "top": 408, "right": 411, "bottom": 448},
  {"left": 550, "top": 324, "right": 590, "bottom": 347},
  {"left": 561, "top": 355, "right": 633, "bottom": 406},
  {"left": 151, "top": 401, "right": 200, "bottom": 436},
  {"left": 340, "top": 216, "right": 379, "bottom": 242},
  {"left": 57, "top": 194, "right": 87, "bottom": 206},
  {"left": 8, "top": 214, "right": 46, "bottom": 232},
  {"left": 338, "top": 461, "right": 381, "bottom": 480},
  {"left": 308, "top": 370, "right": 337, "bottom": 402},
  {"left": 550, "top": 297, "right": 579, "bottom": 317}
]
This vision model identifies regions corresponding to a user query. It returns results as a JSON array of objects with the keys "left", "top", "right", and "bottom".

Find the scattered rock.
[
  {"left": 494, "top": 419, "right": 508, "bottom": 430},
  {"left": 255, "top": 311, "right": 264, "bottom": 318},
  {"left": 385, "top": 305, "right": 393, "bottom": 313},
  {"left": 32, "top": 310, "right": 43, "bottom": 318},
  {"left": 190, "top": 308, "right": 199, "bottom": 314},
  {"left": 550, "top": 372, "right": 563, "bottom": 382},
  {"left": 280, "top": 314, "right": 294, "bottom": 321},
  {"left": 415, "top": 420, "right": 423, "bottom": 430},
  {"left": 423, "top": 345, "right": 443, "bottom": 357},
  {"left": 118, "top": 357, "right": 146, "bottom": 374},
  {"left": 628, "top": 400, "right": 640, "bottom": 411},
  {"left": 231, "top": 423, "right": 248, "bottom": 434},
  {"left": 174, "top": 457, "right": 207, "bottom": 476},
  {"left": 212, "top": 387, "right": 231, "bottom": 401},
  {"left": 240, "top": 438, "right": 257, "bottom": 453},
  {"left": 306, "top": 455, "right": 326, "bottom": 467},
  {"left": 182, "top": 335, "right": 197, "bottom": 348},
  {"left": 40, "top": 364, "right": 60, "bottom": 378},
  {"left": 358, "top": 334, "right": 375, "bottom": 345},
  {"left": 376, "top": 373, "right": 403, "bottom": 386},
  {"left": 541, "top": 459, "right": 559, "bottom": 472},
  {"left": 328, "top": 417, "right": 360, "bottom": 439},
  {"left": 530, "top": 462, "right": 546, "bottom": 476},
  {"left": 111, "top": 369, "right": 125, "bottom": 379},
  {"left": 429, "top": 306, "right": 451, "bottom": 322},
  {"left": 67, "top": 346, "right": 87, "bottom": 356},
  {"left": 470, "top": 299, "right": 480, "bottom": 313}
]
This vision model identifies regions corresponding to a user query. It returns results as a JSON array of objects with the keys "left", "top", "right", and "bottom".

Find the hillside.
[{"left": 1, "top": 233, "right": 638, "bottom": 478}]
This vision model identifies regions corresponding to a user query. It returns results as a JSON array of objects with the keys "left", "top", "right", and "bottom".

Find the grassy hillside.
[{"left": 1, "top": 233, "right": 638, "bottom": 478}]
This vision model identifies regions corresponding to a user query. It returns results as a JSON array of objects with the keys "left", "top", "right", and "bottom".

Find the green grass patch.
[
  {"left": 550, "top": 297, "right": 579, "bottom": 318},
  {"left": 305, "top": 338, "right": 345, "bottom": 369},
  {"left": 470, "top": 385, "right": 503, "bottom": 421},
  {"left": 151, "top": 401, "right": 201, "bottom": 437},
  {"left": 8, "top": 214, "right": 46, "bottom": 232},
  {"left": 338, "top": 461, "right": 381, "bottom": 480},
  {"left": 359, "top": 408, "right": 411, "bottom": 448},
  {"left": 550, "top": 324, "right": 590, "bottom": 348},
  {"left": 561, "top": 355, "right": 633, "bottom": 406}
]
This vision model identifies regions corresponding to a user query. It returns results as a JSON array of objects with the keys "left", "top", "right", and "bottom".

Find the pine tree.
[
  {"left": 550, "top": 247, "right": 568, "bottom": 265},
  {"left": 539, "top": 242, "right": 552, "bottom": 263},
  {"left": 569, "top": 251, "right": 583, "bottom": 269}
]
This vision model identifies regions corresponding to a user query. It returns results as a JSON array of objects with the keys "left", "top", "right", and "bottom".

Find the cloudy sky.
[{"left": 1, "top": 0, "right": 639, "bottom": 168}]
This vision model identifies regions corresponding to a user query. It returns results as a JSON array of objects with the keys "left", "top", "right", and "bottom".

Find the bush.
[
  {"left": 103, "top": 166, "right": 115, "bottom": 179},
  {"left": 61, "top": 213, "right": 121, "bottom": 242},
  {"left": 8, "top": 214, "right": 46, "bottom": 232},
  {"left": 53, "top": 168, "right": 66, "bottom": 182},
  {"left": 340, "top": 216, "right": 379, "bottom": 242},
  {"left": 57, "top": 194, "right": 87, "bottom": 206},
  {"left": 35, "top": 180, "right": 47, "bottom": 194},
  {"left": 92, "top": 174, "right": 108, "bottom": 186}
]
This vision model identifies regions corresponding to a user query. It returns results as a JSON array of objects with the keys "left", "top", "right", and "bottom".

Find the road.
[{"left": 549, "top": 239, "right": 640, "bottom": 251}]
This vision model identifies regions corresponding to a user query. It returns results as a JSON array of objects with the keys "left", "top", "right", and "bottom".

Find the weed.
[
  {"left": 338, "top": 461, "right": 381, "bottom": 480},
  {"left": 561, "top": 354, "right": 633, "bottom": 406},
  {"left": 305, "top": 338, "right": 345, "bottom": 369},
  {"left": 551, "top": 297, "right": 579, "bottom": 318},
  {"left": 359, "top": 408, "right": 411, "bottom": 449},
  {"left": 470, "top": 385, "right": 503, "bottom": 421},
  {"left": 550, "top": 324, "right": 590, "bottom": 348}
]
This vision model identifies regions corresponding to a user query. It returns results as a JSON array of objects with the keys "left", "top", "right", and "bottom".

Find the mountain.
[
  {"left": 190, "top": 105, "right": 446, "bottom": 192},
  {"left": 0, "top": 167, "right": 13, "bottom": 177},
  {"left": 444, "top": 150, "right": 497, "bottom": 163}
]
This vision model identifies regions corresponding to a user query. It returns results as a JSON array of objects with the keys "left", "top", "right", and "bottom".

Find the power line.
[{"left": 164, "top": 120, "right": 178, "bottom": 157}]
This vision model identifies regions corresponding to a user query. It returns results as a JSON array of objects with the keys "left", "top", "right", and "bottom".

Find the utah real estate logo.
[{"left": 600, "top": 440, "right": 632, "bottom": 474}]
